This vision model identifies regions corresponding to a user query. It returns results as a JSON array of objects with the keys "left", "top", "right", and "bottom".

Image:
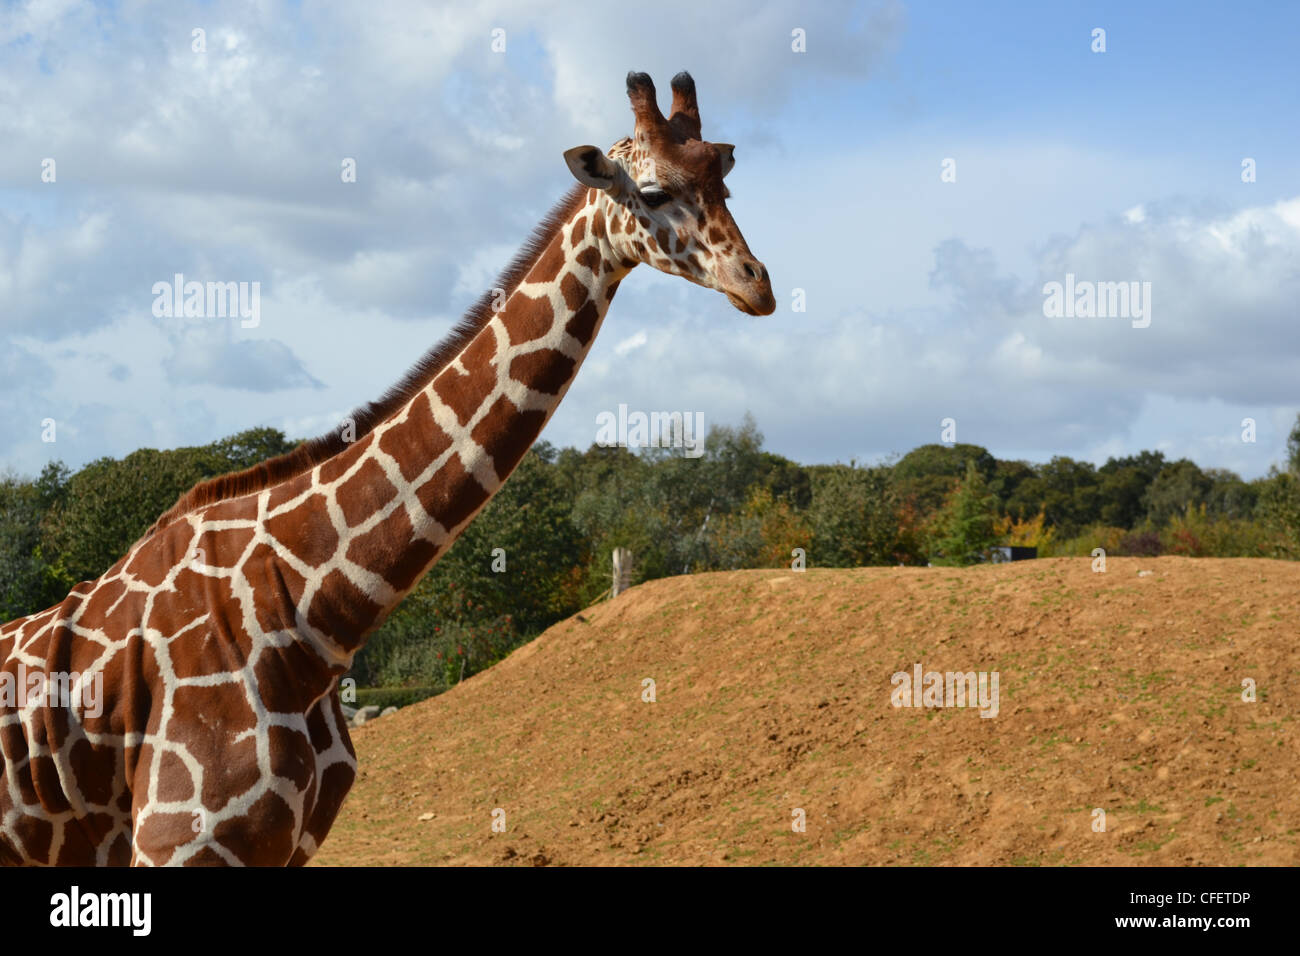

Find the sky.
[{"left": 1, "top": 0, "right": 1297, "bottom": 480}]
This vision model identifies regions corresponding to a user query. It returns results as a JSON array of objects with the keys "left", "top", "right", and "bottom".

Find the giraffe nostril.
[
  {"left": 760, "top": 266, "right": 769, "bottom": 283},
  {"left": 743, "top": 261, "right": 759, "bottom": 280}
]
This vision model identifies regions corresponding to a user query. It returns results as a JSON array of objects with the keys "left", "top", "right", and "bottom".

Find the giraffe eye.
[{"left": 640, "top": 187, "right": 671, "bottom": 209}]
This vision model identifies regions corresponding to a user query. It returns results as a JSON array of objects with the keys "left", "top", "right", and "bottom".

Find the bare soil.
[{"left": 311, "top": 557, "right": 1300, "bottom": 866}]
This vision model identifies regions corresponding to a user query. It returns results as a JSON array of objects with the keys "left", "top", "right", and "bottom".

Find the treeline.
[{"left": 2, "top": 415, "right": 1298, "bottom": 697}]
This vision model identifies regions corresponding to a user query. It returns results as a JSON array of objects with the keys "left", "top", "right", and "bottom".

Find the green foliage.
[
  {"left": 1119, "top": 529, "right": 1163, "bottom": 557},
  {"left": 1253, "top": 415, "right": 1300, "bottom": 558},
  {"left": 1203, "top": 468, "right": 1258, "bottom": 519},
  {"left": 1258, "top": 468, "right": 1300, "bottom": 558},
  {"left": 1160, "top": 503, "right": 1273, "bottom": 557},
  {"left": 559, "top": 414, "right": 810, "bottom": 588},
  {"left": 0, "top": 473, "right": 51, "bottom": 621},
  {"left": 0, "top": 462, "right": 78, "bottom": 618},
  {"left": 706, "top": 486, "right": 814, "bottom": 570},
  {"left": 348, "top": 611, "right": 520, "bottom": 692},
  {"left": 930, "top": 460, "right": 1001, "bottom": 565},
  {"left": 893, "top": 443, "right": 996, "bottom": 516},
  {"left": 1097, "top": 451, "right": 1165, "bottom": 528},
  {"left": 1142, "top": 458, "right": 1212, "bottom": 527},
  {"left": 1041, "top": 523, "right": 1127, "bottom": 558},
  {"left": 1008, "top": 456, "right": 1101, "bottom": 539},
  {"left": 990, "top": 459, "right": 1037, "bottom": 511},
  {"left": 808, "top": 462, "right": 909, "bottom": 566},
  {"left": 41, "top": 449, "right": 215, "bottom": 585},
  {"left": 209, "top": 427, "right": 303, "bottom": 470}
]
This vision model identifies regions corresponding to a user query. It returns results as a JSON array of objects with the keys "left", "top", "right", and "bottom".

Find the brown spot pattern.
[
  {"left": 472, "top": 397, "right": 548, "bottom": 481},
  {"left": 509, "top": 349, "right": 578, "bottom": 395},
  {"left": 433, "top": 334, "right": 499, "bottom": 427},
  {"left": 561, "top": 272, "right": 589, "bottom": 312},
  {"left": 336, "top": 457, "right": 399, "bottom": 528},
  {"left": 265, "top": 493, "right": 337, "bottom": 569}
]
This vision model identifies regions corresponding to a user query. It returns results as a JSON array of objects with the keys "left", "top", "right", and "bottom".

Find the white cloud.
[{"left": 613, "top": 330, "right": 648, "bottom": 356}]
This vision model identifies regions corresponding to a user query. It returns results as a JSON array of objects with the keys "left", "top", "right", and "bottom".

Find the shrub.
[
  {"left": 1160, "top": 503, "right": 1274, "bottom": 557},
  {"left": 1039, "top": 523, "right": 1124, "bottom": 558},
  {"left": 348, "top": 614, "right": 522, "bottom": 693},
  {"left": 995, "top": 508, "right": 1056, "bottom": 551},
  {"left": 705, "top": 486, "right": 813, "bottom": 570},
  {"left": 1119, "top": 530, "right": 1163, "bottom": 557},
  {"left": 809, "top": 462, "right": 905, "bottom": 566}
]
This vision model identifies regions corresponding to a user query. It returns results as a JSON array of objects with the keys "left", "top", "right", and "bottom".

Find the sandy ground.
[{"left": 311, "top": 557, "right": 1300, "bottom": 866}]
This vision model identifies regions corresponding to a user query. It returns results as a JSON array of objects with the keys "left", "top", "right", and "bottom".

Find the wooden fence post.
[{"left": 612, "top": 548, "right": 633, "bottom": 598}]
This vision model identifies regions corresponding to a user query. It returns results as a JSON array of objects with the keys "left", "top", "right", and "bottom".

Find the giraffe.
[{"left": 0, "top": 71, "right": 773, "bottom": 866}]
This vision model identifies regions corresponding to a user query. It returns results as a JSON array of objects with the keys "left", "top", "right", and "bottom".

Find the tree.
[
  {"left": 1287, "top": 414, "right": 1300, "bottom": 475},
  {"left": 990, "top": 459, "right": 1037, "bottom": 515},
  {"left": 705, "top": 486, "right": 813, "bottom": 570},
  {"left": 210, "top": 427, "right": 303, "bottom": 469},
  {"left": 562, "top": 415, "right": 786, "bottom": 582},
  {"left": 893, "top": 443, "right": 997, "bottom": 517},
  {"left": 1203, "top": 468, "right": 1258, "bottom": 520},
  {"left": 930, "top": 460, "right": 1001, "bottom": 565},
  {"left": 1142, "top": 459, "right": 1212, "bottom": 527},
  {"left": 1097, "top": 451, "right": 1165, "bottom": 528},
  {"left": 1259, "top": 468, "right": 1300, "bottom": 558},
  {"left": 808, "top": 462, "right": 903, "bottom": 566},
  {"left": 1009, "top": 456, "right": 1101, "bottom": 537},
  {"left": 0, "top": 475, "right": 46, "bottom": 621},
  {"left": 1253, "top": 413, "right": 1300, "bottom": 558}
]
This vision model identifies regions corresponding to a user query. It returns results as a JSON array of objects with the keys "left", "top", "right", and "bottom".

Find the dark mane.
[{"left": 140, "top": 182, "right": 590, "bottom": 541}]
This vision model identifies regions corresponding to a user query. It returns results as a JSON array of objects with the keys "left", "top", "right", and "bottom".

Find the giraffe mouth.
[{"left": 726, "top": 291, "right": 774, "bottom": 317}]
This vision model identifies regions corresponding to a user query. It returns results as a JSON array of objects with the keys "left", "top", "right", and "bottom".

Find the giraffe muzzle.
[{"left": 724, "top": 258, "right": 775, "bottom": 316}]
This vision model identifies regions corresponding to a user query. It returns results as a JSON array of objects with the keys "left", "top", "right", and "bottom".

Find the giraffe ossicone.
[{"left": 0, "top": 71, "right": 773, "bottom": 866}]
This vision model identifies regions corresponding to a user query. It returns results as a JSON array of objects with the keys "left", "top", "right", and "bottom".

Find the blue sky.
[{"left": 1, "top": 0, "right": 1297, "bottom": 481}]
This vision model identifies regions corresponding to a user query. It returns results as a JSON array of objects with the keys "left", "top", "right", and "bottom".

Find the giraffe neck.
[{"left": 279, "top": 187, "right": 628, "bottom": 670}]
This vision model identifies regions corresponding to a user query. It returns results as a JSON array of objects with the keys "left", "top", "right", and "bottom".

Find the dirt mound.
[{"left": 312, "top": 557, "right": 1300, "bottom": 866}]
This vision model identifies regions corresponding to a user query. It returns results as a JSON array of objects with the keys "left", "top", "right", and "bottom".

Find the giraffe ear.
[
  {"left": 715, "top": 144, "right": 736, "bottom": 179},
  {"left": 564, "top": 146, "right": 619, "bottom": 190}
]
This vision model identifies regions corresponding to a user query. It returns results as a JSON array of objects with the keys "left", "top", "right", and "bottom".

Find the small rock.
[
  {"left": 381, "top": 706, "right": 399, "bottom": 718},
  {"left": 340, "top": 704, "right": 357, "bottom": 719},
  {"left": 1138, "top": 570, "right": 1154, "bottom": 577},
  {"left": 353, "top": 705, "right": 381, "bottom": 726},
  {"left": 418, "top": 812, "right": 435, "bottom": 822}
]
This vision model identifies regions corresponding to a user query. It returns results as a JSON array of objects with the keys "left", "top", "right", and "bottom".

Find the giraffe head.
[{"left": 563, "top": 71, "right": 775, "bottom": 316}]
